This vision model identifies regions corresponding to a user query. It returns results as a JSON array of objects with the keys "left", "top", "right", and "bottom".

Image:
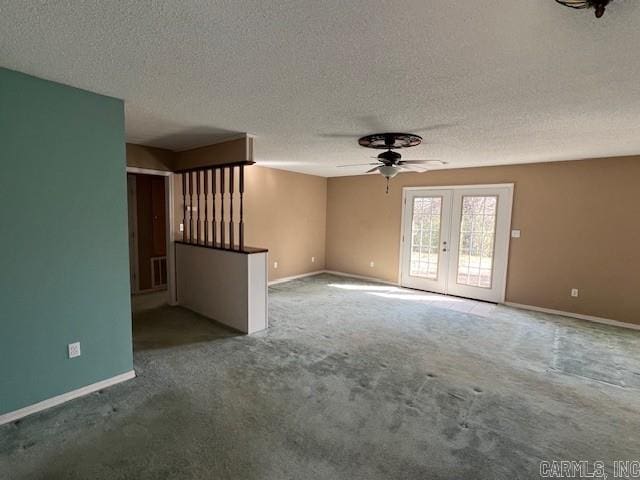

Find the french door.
[{"left": 400, "top": 185, "right": 513, "bottom": 303}]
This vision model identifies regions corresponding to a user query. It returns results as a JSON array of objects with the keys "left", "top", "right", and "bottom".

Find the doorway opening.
[
  {"left": 400, "top": 184, "right": 513, "bottom": 303},
  {"left": 127, "top": 170, "right": 172, "bottom": 311}
]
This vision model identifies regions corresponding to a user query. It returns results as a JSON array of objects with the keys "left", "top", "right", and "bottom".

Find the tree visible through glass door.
[
  {"left": 409, "top": 196, "right": 442, "bottom": 280},
  {"left": 456, "top": 196, "right": 497, "bottom": 289}
]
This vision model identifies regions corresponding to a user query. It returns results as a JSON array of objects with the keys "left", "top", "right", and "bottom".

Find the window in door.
[
  {"left": 456, "top": 195, "right": 497, "bottom": 289},
  {"left": 409, "top": 196, "right": 442, "bottom": 279}
]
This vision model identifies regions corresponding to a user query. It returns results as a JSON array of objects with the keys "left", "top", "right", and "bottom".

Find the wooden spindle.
[
  {"left": 182, "top": 173, "right": 187, "bottom": 242},
  {"left": 196, "top": 170, "right": 201, "bottom": 243},
  {"left": 212, "top": 169, "right": 217, "bottom": 246},
  {"left": 176, "top": 161, "right": 254, "bottom": 251},
  {"left": 239, "top": 164, "right": 245, "bottom": 250},
  {"left": 204, "top": 169, "right": 209, "bottom": 245},
  {"left": 229, "top": 166, "right": 235, "bottom": 248},
  {"left": 189, "top": 171, "right": 194, "bottom": 243},
  {"left": 219, "top": 167, "right": 226, "bottom": 247}
]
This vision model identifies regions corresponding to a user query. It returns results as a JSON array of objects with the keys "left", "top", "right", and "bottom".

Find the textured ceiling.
[{"left": 1, "top": 0, "right": 640, "bottom": 177}]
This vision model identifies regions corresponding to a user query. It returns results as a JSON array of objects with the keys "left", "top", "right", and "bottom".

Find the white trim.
[
  {"left": 264, "top": 253, "right": 269, "bottom": 328},
  {"left": 403, "top": 183, "right": 515, "bottom": 191},
  {"left": 500, "top": 187, "right": 514, "bottom": 303},
  {"left": 268, "top": 270, "right": 326, "bottom": 285},
  {"left": 0, "top": 370, "right": 136, "bottom": 426},
  {"left": 127, "top": 174, "right": 140, "bottom": 293},
  {"left": 268, "top": 269, "right": 401, "bottom": 287},
  {"left": 126, "top": 166, "right": 172, "bottom": 176},
  {"left": 397, "top": 189, "right": 408, "bottom": 284},
  {"left": 167, "top": 174, "right": 177, "bottom": 306},
  {"left": 504, "top": 302, "right": 640, "bottom": 332},
  {"left": 323, "top": 270, "right": 400, "bottom": 286}
]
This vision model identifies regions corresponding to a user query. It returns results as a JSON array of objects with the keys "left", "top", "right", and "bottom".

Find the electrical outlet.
[
  {"left": 68, "top": 342, "right": 81, "bottom": 359},
  {"left": 179, "top": 223, "right": 184, "bottom": 232},
  {"left": 273, "top": 261, "right": 278, "bottom": 269},
  {"left": 571, "top": 288, "right": 579, "bottom": 298},
  {"left": 511, "top": 230, "right": 521, "bottom": 238},
  {"left": 311, "top": 256, "right": 315, "bottom": 263},
  {"left": 370, "top": 261, "right": 375, "bottom": 268}
]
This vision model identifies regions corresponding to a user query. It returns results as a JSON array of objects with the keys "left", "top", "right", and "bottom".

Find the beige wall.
[
  {"left": 244, "top": 166, "right": 326, "bottom": 281},
  {"left": 326, "top": 156, "right": 640, "bottom": 325},
  {"left": 126, "top": 143, "right": 174, "bottom": 171}
]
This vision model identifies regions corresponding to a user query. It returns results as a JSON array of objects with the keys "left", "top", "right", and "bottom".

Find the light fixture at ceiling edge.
[
  {"left": 555, "top": 0, "right": 612, "bottom": 18},
  {"left": 378, "top": 165, "right": 399, "bottom": 194}
]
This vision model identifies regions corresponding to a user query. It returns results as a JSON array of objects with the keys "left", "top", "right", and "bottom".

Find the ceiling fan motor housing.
[{"left": 378, "top": 150, "right": 402, "bottom": 165}]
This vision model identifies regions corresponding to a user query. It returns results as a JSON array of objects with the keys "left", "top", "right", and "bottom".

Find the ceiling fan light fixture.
[
  {"left": 377, "top": 165, "right": 400, "bottom": 195},
  {"left": 378, "top": 165, "right": 399, "bottom": 179}
]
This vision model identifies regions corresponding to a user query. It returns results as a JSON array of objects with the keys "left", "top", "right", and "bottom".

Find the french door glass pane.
[
  {"left": 456, "top": 195, "right": 497, "bottom": 288},
  {"left": 410, "top": 197, "right": 442, "bottom": 279}
]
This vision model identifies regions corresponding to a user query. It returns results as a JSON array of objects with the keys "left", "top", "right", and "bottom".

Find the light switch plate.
[
  {"left": 511, "top": 230, "right": 521, "bottom": 238},
  {"left": 273, "top": 261, "right": 278, "bottom": 269},
  {"left": 68, "top": 342, "right": 81, "bottom": 359},
  {"left": 179, "top": 223, "right": 184, "bottom": 232},
  {"left": 571, "top": 289, "right": 579, "bottom": 298}
]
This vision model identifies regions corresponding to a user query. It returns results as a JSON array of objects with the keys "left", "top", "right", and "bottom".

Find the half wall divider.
[{"left": 175, "top": 160, "right": 268, "bottom": 334}]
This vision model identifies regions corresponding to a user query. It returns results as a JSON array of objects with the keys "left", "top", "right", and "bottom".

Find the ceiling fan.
[
  {"left": 555, "top": 0, "right": 612, "bottom": 18},
  {"left": 337, "top": 133, "right": 448, "bottom": 193}
]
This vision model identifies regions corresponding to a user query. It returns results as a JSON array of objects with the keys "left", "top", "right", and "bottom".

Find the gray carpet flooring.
[{"left": 2, "top": 273, "right": 640, "bottom": 479}]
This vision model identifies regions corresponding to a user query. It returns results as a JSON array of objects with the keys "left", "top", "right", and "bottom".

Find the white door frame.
[
  {"left": 126, "top": 167, "right": 177, "bottom": 306},
  {"left": 127, "top": 174, "right": 140, "bottom": 293},
  {"left": 399, "top": 183, "right": 514, "bottom": 303}
]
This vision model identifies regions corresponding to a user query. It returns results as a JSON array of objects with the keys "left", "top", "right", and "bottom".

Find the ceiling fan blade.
[
  {"left": 366, "top": 166, "right": 380, "bottom": 173},
  {"left": 398, "top": 160, "right": 448, "bottom": 165},
  {"left": 356, "top": 115, "right": 389, "bottom": 132},
  {"left": 319, "top": 133, "right": 361, "bottom": 138},
  {"left": 408, "top": 123, "right": 457, "bottom": 133},
  {"left": 336, "top": 163, "right": 380, "bottom": 168},
  {"left": 397, "top": 164, "right": 427, "bottom": 172}
]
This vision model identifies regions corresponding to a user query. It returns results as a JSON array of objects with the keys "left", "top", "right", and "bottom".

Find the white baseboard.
[
  {"left": 504, "top": 302, "right": 640, "bottom": 332},
  {"left": 0, "top": 370, "right": 136, "bottom": 426},
  {"left": 268, "top": 270, "right": 326, "bottom": 285},
  {"left": 268, "top": 269, "right": 399, "bottom": 287},
  {"left": 323, "top": 270, "right": 400, "bottom": 286}
]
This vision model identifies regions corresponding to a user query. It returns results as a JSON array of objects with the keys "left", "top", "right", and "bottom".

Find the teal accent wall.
[{"left": 0, "top": 68, "right": 133, "bottom": 415}]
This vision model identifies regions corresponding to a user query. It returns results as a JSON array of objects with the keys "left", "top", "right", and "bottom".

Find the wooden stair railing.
[{"left": 177, "top": 160, "right": 254, "bottom": 252}]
